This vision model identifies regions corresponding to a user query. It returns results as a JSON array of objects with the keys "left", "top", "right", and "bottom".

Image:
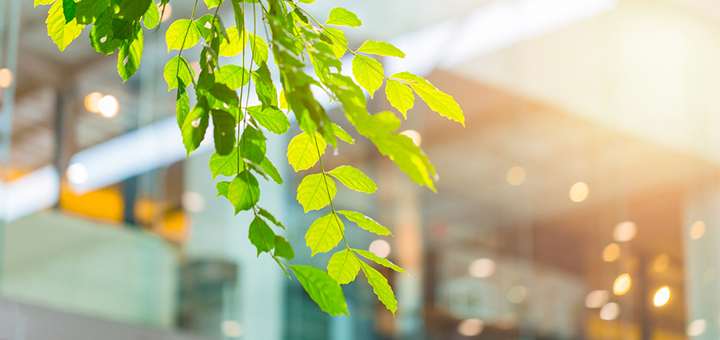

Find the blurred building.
[{"left": 1, "top": 0, "right": 720, "bottom": 339}]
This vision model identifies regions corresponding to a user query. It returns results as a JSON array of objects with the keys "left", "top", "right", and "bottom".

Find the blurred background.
[{"left": 1, "top": 0, "right": 719, "bottom": 339}]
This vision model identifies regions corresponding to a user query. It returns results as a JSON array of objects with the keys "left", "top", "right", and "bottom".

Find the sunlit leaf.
[
  {"left": 385, "top": 79, "right": 414, "bottom": 118},
  {"left": 75, "top": 0, "right": 110, "bottom": 25},
  {"left": 290, "top": 265, "right": 349, "bottom": 316},
  {"left": 353, "top": 249, "right": 405, "bottom": 274},
  {"left": 332, "top": 123, "right": 354, "bottom": 144},
  {"left": 327, "top": 249, "right": 360, "bottom": 285},
  {"left": 325, "top": 7, "right": 361, "bottom": 27},
  {"left": 215, "top": 64, "right": 250, "bottom": 90},
  {"left": 327, "top": 166, "right": 376, "bottom": 194},
  {"left": 287, "top": 132, "right": 326, "bottom": 172},
  {"left": 357, "top": 40, "right": 405, "bottom": 58},
  {"left": 390, "top": 72, "right": 464, "bottom": 126},
  {"left": 46, "top": 0, "right": 84, "bottom": 52},
  {"left": 360, "top": 262, "right": 397, "bottom": 315},
  {"left": 337, "top": 210, "right": 391, "bottom": 236},
  {"left": 352, "top": 55, "right": 384, "bottom": 98},
  {"left": 306, "top": 212, "right": 344, "bottom": 256},
  {"left": 166, "top": 19, "right": 201, "bottom": 52},
  {"left": 248, "top": 106, "right": 290, "bottom": 135},
  {"left": 296, "top": 173, "right": 336, "bottom": 213},
  {"left": 228, "top": 172, "right": 260, "bottom": 214},
  {"left": 117, "top": 30, "right": 143, "bottom": 82}
]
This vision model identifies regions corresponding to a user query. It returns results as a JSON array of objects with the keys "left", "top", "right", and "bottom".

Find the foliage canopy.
[{"left": 36, "top": 0, "right": 464, "bottom": 316}]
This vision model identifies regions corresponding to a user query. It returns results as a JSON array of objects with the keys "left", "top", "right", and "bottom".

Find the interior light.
[
  {"left": 0, "top": 68, "right": 13, "bottom": 88},
  {"left": 690, "top": 221, "right": 705, "bottom": 240},
  {"left": 457, "top": 318, "right": 484, "bottom": 337},
  {"left": 98, "top": 95, "right": 119, "bottom": 118},
  {"left": 67, "top": 163, "right": 88, "bottom": 184},
  {"left": 653, "top": 286, "right": 670, "bottom": 307},
  {"left": 507, "top": 285, "right": 527, "bottom": 304},
  {"left": 653, "top": 254, "right": 670, "bottom": 273},
  {"left": 221, "top": 320, "right": 243, "bottom": 338},
  {"left": 159, "top": 2, "right": 172, "bottom": 22},
  {"left": 687, "top": 319, "right": 706, "bottom": 337},
  {"left": 400, "top": 130, "right": 422, "bottom": 146},
  {"left": 585, "top": 290, "right": 609, "bottom": 309},
  {"left": 369, "top": 239, "right": 391, "bottom": 259},
  {"left": 469, "top": 258, "right": 496, "bottom": 278},
  {"left": 506, "top": 166, "right": 526, "bottom": 186},
  {"left": 84, "top": 92, "right": 103, "bottom": 113},
  {"left": 599, "top": 302, "right": 620, "bottom": 321},
  {"left": 569, "top": 182, "right": 589, "bottom": 202},
  {"left": 602, "top": 243, "right": 620, "bottom": 262},
  {"left": 182, "top": 192, "right": 205, "bottom": 213},
  {"left": 613, "top": 273, "right": 631, "bottom": 295},
  {"left": 613, "top": 221, "right": 637, "bottom": 242}
]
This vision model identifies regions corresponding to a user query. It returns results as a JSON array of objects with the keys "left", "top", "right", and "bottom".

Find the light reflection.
[
  {"left": 507, "top": 166, "right": 526, "bottom": 186},
  {"left": 690, "top": 221, "right": 705, "bottom": 240},
  {"left": 603, "top": 243, "right": 620, "bottom": 262},
  {"left": 653, "top": 286, "right": 670, "bottom": 307},
  {"left": 599, "top": 302, "right": 620, "bottom": 320},
  {"left": 569, "top": 182, "right": 589, "bottom": 202},
  {"left": 469, "top": 258, "right": 496, "bottom": 278},
  {"left": 457, "top": 318, "right": 484, "bottom": 337},
  {"left": 613, "top": 221, "right": 637, "bottom": 242},
  {"left": 585, "top": 290, "right": 609, "bottom": 309},
  {"left": 369, "top": 239, "right": 391, "bottom": 258},
  {"left": 613, "top": 273, "right": 631, "bottom": 295}
]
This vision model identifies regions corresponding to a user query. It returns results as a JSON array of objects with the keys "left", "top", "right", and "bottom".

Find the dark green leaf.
[
  {"left": 209, "top": 83, "right": 239, "bottom": 106},
  {"left": 176, "top": 78, "right": 190, "bottom": 129},
  {"left": 75, "top": 0, "right": 109, "bottom": 24},
  {"left": 62, "top": 0, "right": 76, "bottom": 24},
  {"left": 181, "top": 97, "right": 210, "bottom": 156},
  {"left": 211, "top": 110, "right": 236, "bottom": 155},
  {"left": 117, "top": 0, "right": 151, "bottom": 21},
  {"left": 117, "top": 30, "right": 143, "bottom": 82},
  {"left": 252, "top": 63, "right": 278, "bottom": 109},
  {"left": 239, "top": 126, "right": 266, "bottom": 165},
  {"left": 258, "top": 207, "right": 285, "bottom": 229},
  {"left": 289, "top": 265, "right": 349, "bottom": 316},
  {"left": 228, "top": 172, "right": 260, "bottom": 214},
  {"left": 274, "top": 235, "right": 294, "bottom": 260},
  {"left": 249, "top": 216, "right": 276, "bottom": 256}
]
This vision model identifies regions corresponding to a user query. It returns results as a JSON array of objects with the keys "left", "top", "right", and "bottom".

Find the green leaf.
[
  {"left": 248, "top": 106, "right": 290, "bottom": 135},
  {"left": 35, "top": 0, "right": 56, "bottom": 6},
  {"left": 391, "top": 72, "right": 464, "bottom": 126},
  {"left": 353, "top": 249, "right": 405, "bottom": 273},
  {"left": 142, "top": 1, "right": 159, "bottom": 29},
  {"left": 228, "top": 172, "right": 260, "bottom": 214},
  {"left": 296, "top": 173, "right": 335, "bottom": 213},
  {"left": 327, "top": 249, "right": 360, "bottom": 285},
  {"left": 385, "top": 79, "right": 414, "bottom": 118},
  {"left": 46, "top": 0, "right": 84, "bottom": 52},
  {"left": 289, "top": 265, "right": 348, "bottom": 316},
  {"left": 252, "top": 63, "right": 278, "bottom": 109},
  {"left": 287, "top": 132, "right": 326, "bottom": 172},
  {"left": 219, "top": 27, "right": 246, "bottom": 57},
  {"left": 209, "top": 149, "right": 240, "bottom": 179},
  {"left": 89, "top": 8, "right": 121, "bottom": 55},
  {"left": 327, "top": 166, "right": 376, "bottom": 194},
  {"left": 274, "top": 235, "right": 294, "bottom": 260},
  {"left": 248, "top": 216, "right": 276, "bottom": 256},
  {"left": 352, "top": 55, "right": 384, "bottom": 99},
  {"left": 323, "top": 26, "right": 347, "bottom": 58},
  {"left": 357, "top": 40, "right": 405, "bottom": 58},
  {"left": 203, "top": 0, "right": 222, "bottom": 9},
  {"left": 248, "top": 32, "right": 269, "bottom": 65},
  {"left": 164, "top": 56, "right": 194, "bottom": 91},
  {"left": 215, "top": 65, "right": 250, "bottom": 90},
  {"left": 216, "top": 181, "right": 230, "bottom": 198},
  {"left": 62, "top": 0, "right": 76, "bottom": 24},
  {"left": 337, "top": 211, "right": 391, "bottom": 236},
  {"left": 117, "top": 0, "right": 151, "bottom": 21},
  {"left": 117, "top": 30, "right": 143, "bottom": 82},
  {"left": 258, "top": 207, "right": 285, "bottom": 229},
  {"left": 239, "top": 126, "right": 267, "bottom": 165},
  {"left": 176, "top": 80, "right": 190, "bottom": 129},
  {"left": 305, "top": 212, "right": 344, "bottom": 256},
  {"left": 75, "top": 0, "right": 109, "bottom": 25},
  {"left": 260, "top": 157, "right": 283, "bottom": 185},
  {"left": 181, "top": 97, "right": 210, "bottom": 156},
  {"left": 166, "top": 19, "right": 201, "bottom": 52},
  {"left": 359, "top": 261, "right": 397, "bottom": 315},
  {"left": 325, "top": 7, "right": 361, "bottom": 27},
  {"left": 211, "top": 110, "right": 236, "bottom": 155},
  {"left": 332, "top": 123, "right": 354, "bottom": 144},
  {"left": 209, "top": 83, "right": 239, "bottom": 107}
]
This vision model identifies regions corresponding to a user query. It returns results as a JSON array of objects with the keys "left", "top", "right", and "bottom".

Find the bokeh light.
[
  {"left": 84, "top": 92, "right": 103, "bottom": 113},
  {"left": 569, "top": 182, "right": 589, "bottom": 202},
  {"left": 468, "top": 258, "right": 496, "bottom": 278},
  {"left": 221, "top": 320, "right": 243, "bottom": 338},
  {"left": 507, "top": 166, "right": 526, "bottom": 186},
  {"left": 585, "top": 290, "right": 609, "bottom": 309},
  {"left": 182, "top": 192, "right": 205, "bottom": 213},
  {"left": 507, "top": 285, "right": 527, "bottom": 304},
  {"left": 653, "top": 286, "right": 670, "bottom": 307},
  {"left": 159, "top": 2, "right": 172, "bottom": 22},
  {"left": 653, "top": 254, "right": 670, "bottom": 273},
  {"left": 599, "top": 302, "right": 620, "bottom": 321},
  {"left": 603, "top": 243, "right": 621, "bottom": 262},
  {"left": 613, "top": 221, "right": 637, "bottom": 242},
  {"left": 67, "top": 163, "right": 88, "bottom": 184},
  {"left": 369, "top": 239, "right": 391, "bottom": 258},
  {"left": 690, "top": 221, "right": 705, "bottom": 240},
  {"left": 400, "top": 130, "right": 422, "bottom": 146},
  {"left": 0, "top": 68, "right": 13, "bottom": 88},
  {"left": 98, "top": 95, "right": 119, "bottom": 118},
  {"left": 457, "top": 319, "right": 484, "bottom": 337},
  {"left": 687, "top": 319, "right": 706, "bottom": 337},
  {"left": 613, "top": 273, "right": 631, "bottom": 295}
]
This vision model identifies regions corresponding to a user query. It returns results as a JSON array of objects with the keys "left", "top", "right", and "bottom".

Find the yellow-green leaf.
[
  {"left": 290, "top": 265, "right": 348, "bottom": 316},
  {"left": 327, "top": 249, "right": 360, "bottom": 285},
  {"left": 325, "top": 7, "right": 361, "bottom": 27},
  {"left": 385, "top": 79, "right": 414, "bottom": 119},
  {"left": 209, "top": 148, "right": 240, "bottom": 179},
  {"left": 287, "top": 132, "right": 326, "bottom": 172},
  {"left": 296, "top": 173, "right": 336, "bottom": 213},
  {"left": 248, "top": 106, "right": 290, "bottom": 135},
  {"left": 327, "top": 165, "right": 376, "bottom": 193},
  {"left": 305, "top": 212, "right": 344, "bottom": 256},
  {"left": 35, "top": 0, "right": 56, "bottom": 6},
  {"left": 323, "top": 26, "right": 347, "bottom": 58},
  {"left": 166, "top": 19, "right": 201, "bottom": 52},
  {"left": 332, "top": 123, "right": 354, "bottom": 144},
  {"left": 360, "top": 262, "right": 397, "bottom": 315},
  {"left": 391, "top": 72, "right": 464, "bottom": 126},
  {"left": 46, "top": 0, "right": 84, "bottom": 52},
  {"left": 357, "top": 40, "right": 405, "bottom": 58},
  {"left": 215, "top": 65, "right": 250, "bottom": 90},
  {"left": 219, "top": 27, "right": 246, "bottom": 57},
  {"left": 353, "top": 249, "right": 405, "bottom": 273},
  {"left": 142, "top": 1, "right": 159, "bottom": 29},
  {"left": 248, "top": 32, "right": 269, "bottom": 65},
  {"left": 203, "top": 0, "right": 222, "bottom": 9},
  {"left": 352, "top": 55, "right": 383, "bottom": 98},
  {"left": 164, "top": 56, "right": 194, "bottom": 91},
  {"left": 337, "top": 210, "right": 391, "bottom": 236}
]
